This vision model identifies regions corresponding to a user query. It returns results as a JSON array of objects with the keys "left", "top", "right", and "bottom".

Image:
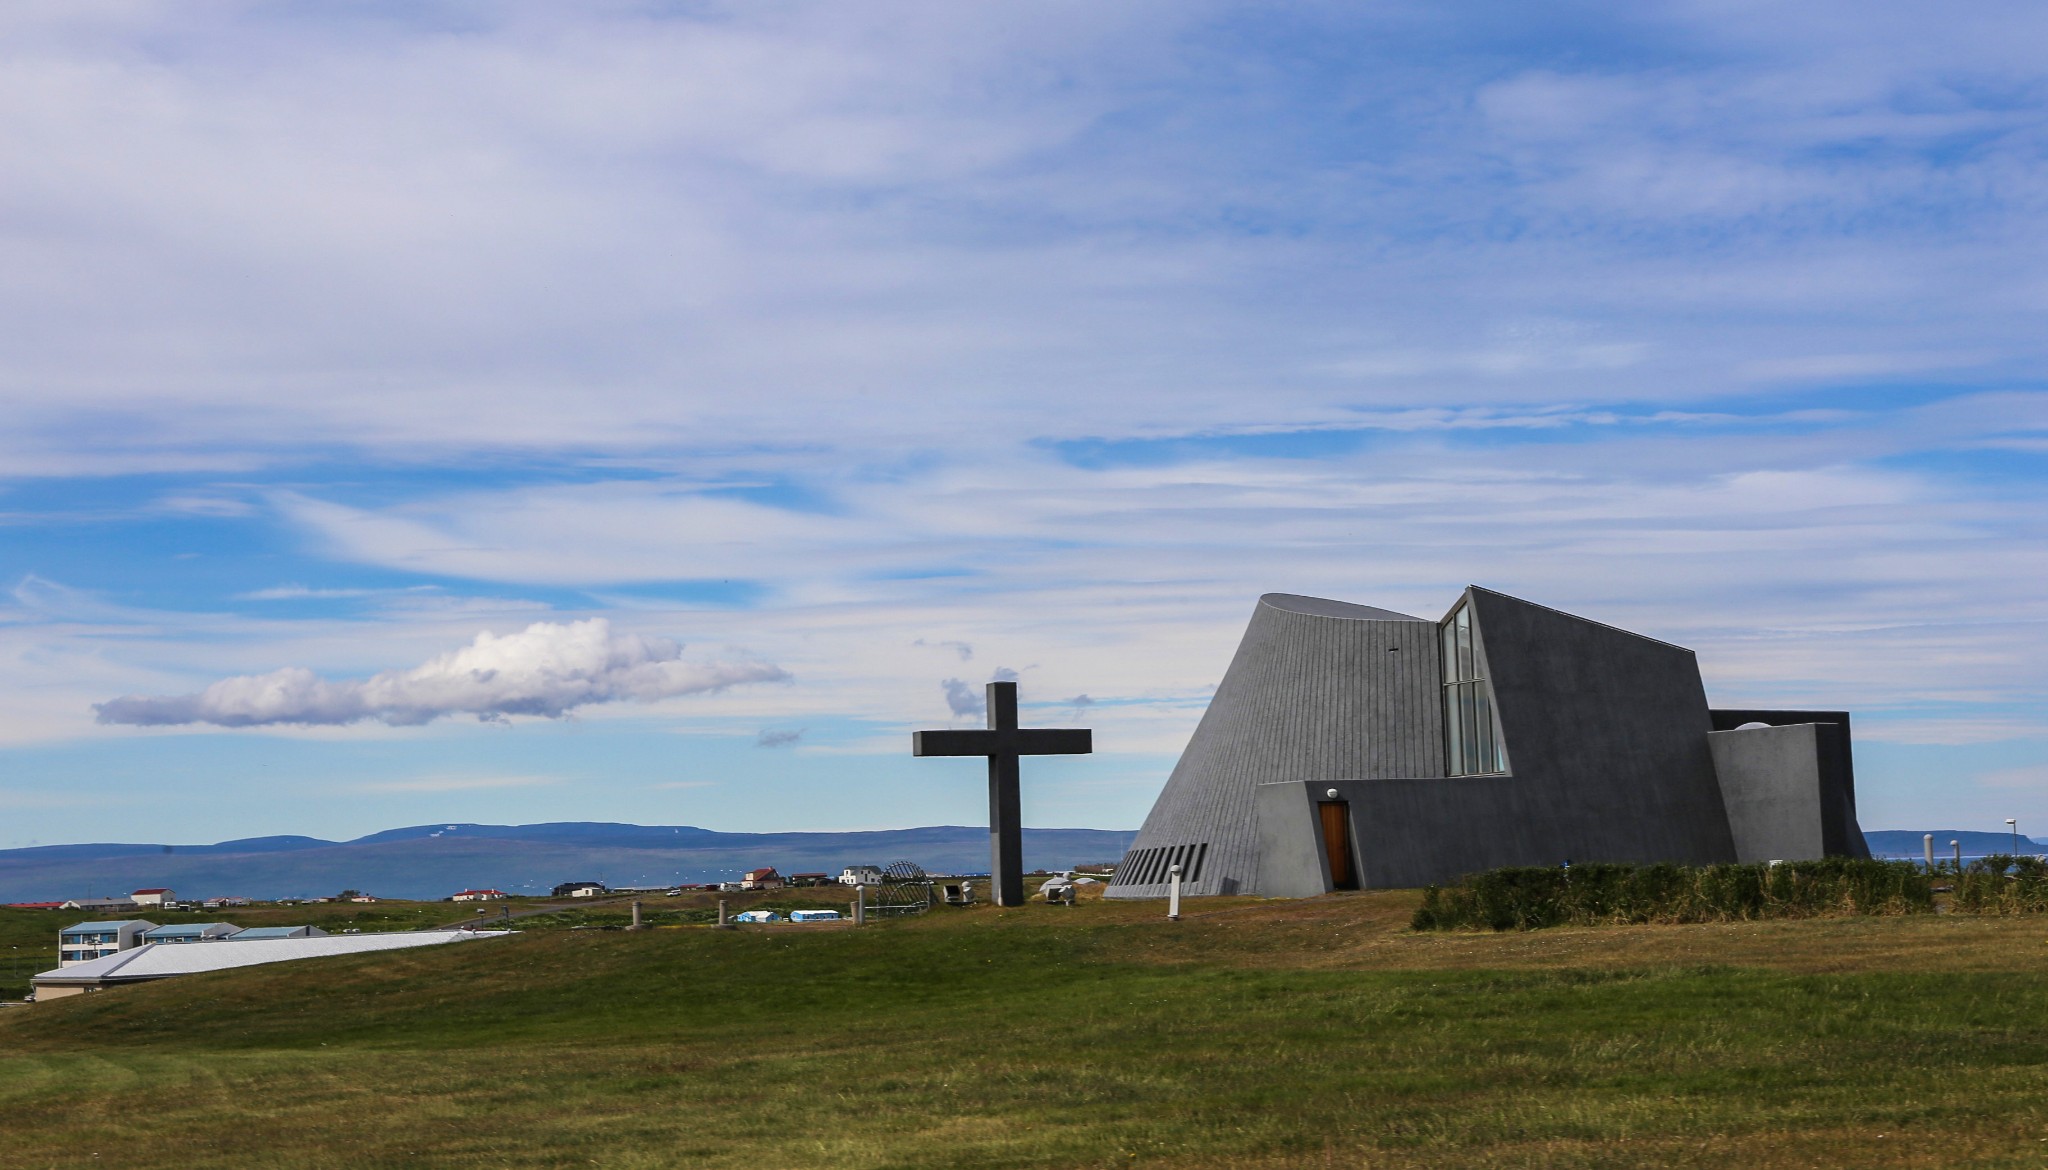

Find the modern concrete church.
[{"left": 1105, "top": 588, "right": 1871, "bottom": 900}]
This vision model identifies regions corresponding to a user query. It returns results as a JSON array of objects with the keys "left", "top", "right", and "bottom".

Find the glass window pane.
[
  {"left": 1466, "top": 680, "right": 1482, "bottom": 766},
  {"left": 1456, "top": 607, "right": 1473, "bottom": 680},
  {"left": 1475, "top": 689, "right": 1495, "bottom": 773},
  {"left": 1443, "top": 684, "right": 1464, "bottom": 775}
]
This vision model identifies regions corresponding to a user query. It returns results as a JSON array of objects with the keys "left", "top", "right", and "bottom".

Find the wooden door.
[{"left": 1318, "top": 801, "right": 1357, "bottom": 890}]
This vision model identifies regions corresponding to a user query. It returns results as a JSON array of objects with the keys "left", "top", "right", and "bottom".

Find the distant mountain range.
[
  {"left": 1864, "top": 830, "right": 2047, "bottom": 859},
  {"left": 0, "top": 822, "right": 1138, "bottom": 903}
]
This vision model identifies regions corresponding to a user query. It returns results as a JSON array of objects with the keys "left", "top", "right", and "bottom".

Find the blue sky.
[{"left": 4, "top": 1, "right": 2048, "bottom": 846}]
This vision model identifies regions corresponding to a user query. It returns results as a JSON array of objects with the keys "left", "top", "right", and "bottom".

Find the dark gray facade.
[{"left": 1107, "top": 587, "right": 1871, "bottom": 898}]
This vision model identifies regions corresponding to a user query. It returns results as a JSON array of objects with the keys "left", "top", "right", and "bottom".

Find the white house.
[
  {"left": 130, "top": 888, "right": 175, "bottom": 907},
  {"left": 740, "top": 868, "right": 783, "bottom": 891},
  {"left": 838, "top": 865, "right": 884, "bottom": 887},
  {"left": 450, "top": 889, "right": 508, "bottom": 902}
]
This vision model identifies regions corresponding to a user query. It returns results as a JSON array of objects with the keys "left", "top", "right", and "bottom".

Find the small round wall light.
[{"left": 1326, "top": 788, "right": 1340, "bottom": 799}]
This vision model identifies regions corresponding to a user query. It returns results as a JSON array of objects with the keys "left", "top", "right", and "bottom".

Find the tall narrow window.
[{"left": 1441, "top": 602, "right": 1507, "bottom": 776}]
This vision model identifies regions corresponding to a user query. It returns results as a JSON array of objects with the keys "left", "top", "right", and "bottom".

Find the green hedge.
[{"left": 1411, "top": 858, "right": 1934, "bottom": 931}]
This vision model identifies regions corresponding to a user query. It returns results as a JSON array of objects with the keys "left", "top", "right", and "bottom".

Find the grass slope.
[{"left": 4, "top": 891, "right": 2048, "bottom": 1168}]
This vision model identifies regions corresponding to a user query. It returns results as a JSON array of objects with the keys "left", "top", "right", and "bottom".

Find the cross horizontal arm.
[
  {"left": 1014, "top": 729, "right": 1092, "bottom": 755},
  {"left": 911, "top": 729, "right": 1000, "bottom": 757},
  {"left": 910, "top": 728, "right": 1093, "bottom": 757}
]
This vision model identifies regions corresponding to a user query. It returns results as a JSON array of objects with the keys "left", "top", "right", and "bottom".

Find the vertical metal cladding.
[{"left": 1105, "top": 594, "right": 1440, "bottom": 899}]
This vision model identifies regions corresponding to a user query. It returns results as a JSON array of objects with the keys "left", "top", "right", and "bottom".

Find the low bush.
[
  {"left": 1412, "top": 858, "right": 1933, "bottom": 931},
  {"left": 1951, "top": 854, "right": 2048, "bottom": 914}
]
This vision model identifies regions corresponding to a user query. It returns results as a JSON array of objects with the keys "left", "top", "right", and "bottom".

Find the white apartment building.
[{"left": 57, "top": 921, "right": 157, "bottom": 968}]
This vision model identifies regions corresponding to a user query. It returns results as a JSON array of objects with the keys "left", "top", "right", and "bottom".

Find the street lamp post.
[{"left": 2008, "top": 819, "right": 2020, "bottom": 857}]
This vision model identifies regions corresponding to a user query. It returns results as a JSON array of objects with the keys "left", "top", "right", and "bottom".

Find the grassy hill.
[{"left": 4, "top": 889, "right": 2048, "bottom": 1168}]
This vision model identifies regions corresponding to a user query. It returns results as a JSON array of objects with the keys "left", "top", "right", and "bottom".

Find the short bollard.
[
  {"left": 1167, "top": 862, "right": 1183, "bottom": 921},
  {"left": 717, "top": 899, "right": 732, "bottom": 929},
  {"left": 631, "top": 899, "right": 644, "bottom": 930},
  {"left": 855, "top": 885, "right": 866, "bottom": 926}
]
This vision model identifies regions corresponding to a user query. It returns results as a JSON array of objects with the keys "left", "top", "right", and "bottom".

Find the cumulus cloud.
[
  {"left": 94, "top": 619, "right": 786, "bottom": 728},
  {"left": 941, "top": 678, "right": 984, "bottom": 718},
  {"left": 941, "top": 668, "right": 1027, "bottom": 719}
]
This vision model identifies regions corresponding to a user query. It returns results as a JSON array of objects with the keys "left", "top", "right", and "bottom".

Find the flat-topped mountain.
[{"left": 0, "top": 822, "right": 1137, "bottom": 903}]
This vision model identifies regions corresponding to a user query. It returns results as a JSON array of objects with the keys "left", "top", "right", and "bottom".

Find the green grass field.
[{"left": 4, "top": 890, "right": 2047, "bottom": 1168}]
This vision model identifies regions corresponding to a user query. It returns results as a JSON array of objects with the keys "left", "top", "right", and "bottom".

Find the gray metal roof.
[
  {"left": 61, "top": 920, "right": 155, "bottom": 933},
  {"left": 36, "top": 930, "right": 511, "bottom": 985},
  {"left": 1259, "top": 593, "right": 1424, "bottom": 622}
]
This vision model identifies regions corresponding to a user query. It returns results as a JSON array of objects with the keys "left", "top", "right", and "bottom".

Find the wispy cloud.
[
  {"left": 913, "top": 639, "right": 974, "bottom": 661},
  {"left": 94, "top": 619, "right": 787, "bottom": 728},
  {"left": 235, "top": 584, "right": 444, "bottom": 601},
  {"left": 356, "top": 775, "right": 558, "bottom": 794}
]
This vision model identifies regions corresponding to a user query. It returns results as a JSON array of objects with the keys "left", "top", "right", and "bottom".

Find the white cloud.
[{"left": 94, "top": 618, "right": 787, "bottom": 728}]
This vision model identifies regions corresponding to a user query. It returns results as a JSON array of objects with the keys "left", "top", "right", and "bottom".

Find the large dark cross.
[{"left": 912, "top": 681, "right": 1092, "bottom": 907}]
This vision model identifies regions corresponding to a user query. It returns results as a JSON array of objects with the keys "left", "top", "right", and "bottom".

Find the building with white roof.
[{"left": 32, "top": 930, "right": 511, "bottom": 1000}]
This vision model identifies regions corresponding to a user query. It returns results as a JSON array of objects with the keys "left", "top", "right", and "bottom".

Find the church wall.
[
  {"left": 1468, "top": 588, "right": 1738, "bottom": 867},
  {"left": 1710, "top": 710, "right": 1869, "bottom": 859},
  {"left": 1707, "top": 723, "right": 1827, "bottom": 862},
  {"left": 1105, "top": 594, "right": 1440, "bottom": 899}
]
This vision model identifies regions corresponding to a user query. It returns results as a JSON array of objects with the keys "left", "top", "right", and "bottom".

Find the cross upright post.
[{"left": 912, "top": 681, "right": 1092, "bottom": 906}]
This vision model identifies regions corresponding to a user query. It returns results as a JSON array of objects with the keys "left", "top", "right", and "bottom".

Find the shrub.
[
  {"left": 1412, "top": 858, "right": 1933, "bottom": 931},
  {"left": 1951, "top": 854, "right": 2048, "bottom": 915}
]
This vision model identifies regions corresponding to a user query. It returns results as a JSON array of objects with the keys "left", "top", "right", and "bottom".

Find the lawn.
[{"left": 3, "top": 891, "right": 2046, "bottom": 1168}]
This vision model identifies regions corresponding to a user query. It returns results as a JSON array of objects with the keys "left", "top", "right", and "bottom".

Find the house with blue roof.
[
  {"left": 139, "top": 923, "right": 241, "bottom": 945},
  {"left": 230, "top": 925, "right": 328, "bottom": 940}
]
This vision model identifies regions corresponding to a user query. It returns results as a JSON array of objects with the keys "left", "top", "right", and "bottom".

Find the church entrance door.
[{"left": 1317, "top": 800, "right": 1358, "bottom": 890}]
